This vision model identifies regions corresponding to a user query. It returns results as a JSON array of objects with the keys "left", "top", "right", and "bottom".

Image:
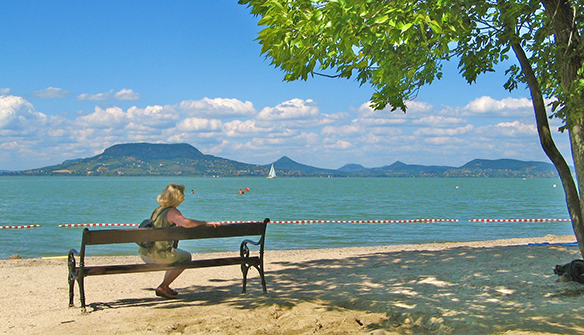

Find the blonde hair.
[{"left": 157, "top": 183, "right": 185, "bottom": 207}]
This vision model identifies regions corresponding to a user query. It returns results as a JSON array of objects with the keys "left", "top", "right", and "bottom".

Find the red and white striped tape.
[
  {"left": 56, "top": 219, "right": 459, "bottom": 226},
  {"left": 0, "top": 224, "right": 42, "bottom": 229},
  {"left": 469, "top": 218, "right": 570, "bottom": 223},
  {"left": 268, "top": 219, "right": 459, "bottom": 224},
  {"left": 54, "top": 218, "right": 571, "bottom": 227},
  {"left": 58, "top": 223, "right": 139, "bottom": 228}
]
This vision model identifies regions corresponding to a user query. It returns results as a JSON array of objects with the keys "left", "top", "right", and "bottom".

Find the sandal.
[
  {"left": 168, "top": 288, "right": 178, "bottom": 296},
  {"left": 155, "top": 287, "right": 177, "bottom": 299}
]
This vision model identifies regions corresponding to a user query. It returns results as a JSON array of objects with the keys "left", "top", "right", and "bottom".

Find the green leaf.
[{"left": 374, "top": 15, "right": 389, "bottom": 24}]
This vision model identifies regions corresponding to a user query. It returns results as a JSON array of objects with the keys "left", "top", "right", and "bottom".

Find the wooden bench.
[{"left": 68, "top": 218, "right": 269, "bottom": 310}]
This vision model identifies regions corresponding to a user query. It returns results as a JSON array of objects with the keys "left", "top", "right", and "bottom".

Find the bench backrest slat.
[{"left": 82, "top": 221, "right": 267, "bottom": 246}]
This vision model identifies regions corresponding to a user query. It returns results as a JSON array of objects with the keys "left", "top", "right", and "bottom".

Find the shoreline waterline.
[{"left": 15, "top": 234, "right": 577, "bottom": 261}]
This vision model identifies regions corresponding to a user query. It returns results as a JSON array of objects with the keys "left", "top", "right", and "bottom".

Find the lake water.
[{"left": 0, "top": 176, "right": 573, "bottom": 259}]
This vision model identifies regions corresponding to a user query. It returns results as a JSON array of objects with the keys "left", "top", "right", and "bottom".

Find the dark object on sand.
[{"left": 554, "top": 260, "right": 584, "bottom": 284}]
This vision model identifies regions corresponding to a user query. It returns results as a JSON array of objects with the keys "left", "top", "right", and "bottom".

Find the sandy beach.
[{"left": 2, "top": 234, "right": 584, "bottom": 335}]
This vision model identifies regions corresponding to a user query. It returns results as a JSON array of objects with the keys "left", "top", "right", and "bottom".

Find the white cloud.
[
  {"left": 77, "top": 88, "right": 140, "bottom": 101},
  {"left": 257, "top": 98, "right": 319, "bottom": 120},
  {"left": 355, "top": 101, "right": 434, "bottom": 128},
  {"left": 177, "top": 117, "right": 222, "bottom": 132},
  {"left": 357, "top": 117, "right": 408, "bottom": 126},
  {"left": 0, "top": 95, "right": 47, "bottom": 130},
  {"left": 356, "top": 101, "right": 397, "bottom": 118},
  {"left": 476, "top": 121, "right": 537, "bottom": 137},
  {"left": 223, "top": 120, "right": 272, "bottom": 137},
  {"left": 0, "top": 88, "right": 10, "bottom": 95},
  {"left": 463, "top": 96, "right": 532, "bottom": 117},
  {"left": 405, "top": 100, "right": 434, "bottom": 113},
  {"left": 33, "top": 87, "right": 69, "bottom": 99},
  {"left": 78, "top": 106, "right": 127, "bottom": 128},
  {"left": 424, "top": 136, "right": 465, "bottom": 145},
  {"left": 326, "top": 139, "right": 352, "bottom": 149},
  {"left": 415, "top": 124, "right": 474, "bottom": 136},
  {"left": 178, "top": 97, "right": 255, "bottom": 118},
  {"left": 413, "top": 115, "right": 466, "bottom": 126},
  {"left": 126, "top": 105, "right": 177, "bottom": 128},
  {"left": 357, "top": 100, "right": 434, "bottom": 117},
  {"left": 113, "top": 88, "right": 140, "bottom": 101},
  {"left": 322, "top": 124, "right": 362, "bottom": 136},
  {"left": 77, "top": 90, "right": 111, "bottom": 101}
]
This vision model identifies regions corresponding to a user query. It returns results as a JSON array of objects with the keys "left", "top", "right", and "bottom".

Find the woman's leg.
[
  {"left": 156, "top": 249, "right": 191, "bottom": 298},
  {"left": 156, "top": 269, "right": 183, "bottom": 298},
  {"left": 163, "top": 269, "right": 184, "bottom": 287}
]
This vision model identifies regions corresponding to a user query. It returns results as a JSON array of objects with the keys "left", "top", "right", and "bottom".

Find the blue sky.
[{"left": 0, "top": 1, "right": 572, "bottom": 171}]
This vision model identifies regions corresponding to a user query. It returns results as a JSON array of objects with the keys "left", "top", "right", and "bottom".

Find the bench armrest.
[
  {"left": 242, "top": 238, "right": 261, "bottom": 246},
  {"left": 240, "top": 238, "right": 263, "bottom": 258}
]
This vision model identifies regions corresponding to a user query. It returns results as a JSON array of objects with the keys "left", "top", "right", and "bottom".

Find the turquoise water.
[{"left": 0, "top": 176, "right": 573, "bottom": 259}]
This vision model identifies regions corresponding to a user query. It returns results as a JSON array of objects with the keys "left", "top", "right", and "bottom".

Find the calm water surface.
[{"left": 0, "top": 176, "right": 572, "bottom": 258}]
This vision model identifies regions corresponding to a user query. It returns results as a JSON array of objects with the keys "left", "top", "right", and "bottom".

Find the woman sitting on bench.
[{"left": 139, "top": 183, "right": 221, "bottom": 299}]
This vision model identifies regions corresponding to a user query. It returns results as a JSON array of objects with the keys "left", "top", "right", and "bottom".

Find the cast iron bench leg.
[
  {"left": 67, "top": 251, "right": 76, "bottom": 307},
  {"left": 79, "top": 276, "right": 87, "bottom": 311},
  {"left": 241, "top": 263, "right": 249, "bottom": 293},
  {"left": 259, "top": 265, "right": 267, "bottom": 294}
]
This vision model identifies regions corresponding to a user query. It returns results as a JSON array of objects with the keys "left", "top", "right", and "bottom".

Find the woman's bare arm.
[{"left": 167, "top": 208, "right": 221, "bottom": 228}]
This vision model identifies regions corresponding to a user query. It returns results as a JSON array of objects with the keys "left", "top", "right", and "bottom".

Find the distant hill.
[
  {"left": 14, "top": 143, "right": 266, "bottom": 177},
  {"left": 5, "top": 142, "right": 562, "bottom": 177},
  {"left": 454, "top": 159, "right": 559, "bottom": 177},
  {"left": 369, "top": 161, "right": 453, "bottom": 177},
  {"left": 338, "top": 164, "right": 367, "bottom": 173},
  {"left": 272, "top": 156, "right": 341, "bottom": 176},
  {"left": 346, "top": 159, "right": 559, "bottom": 177},
  {"left": 462, "top": 158, "right": 555, "bottom": 171},
  {"left": 102, "top": 142, "right": 205, "bottom": 161}
]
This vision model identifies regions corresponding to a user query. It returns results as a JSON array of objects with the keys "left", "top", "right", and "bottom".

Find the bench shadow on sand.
[{"left": 98, "top": 244, "right": 584, "bottom": 334}]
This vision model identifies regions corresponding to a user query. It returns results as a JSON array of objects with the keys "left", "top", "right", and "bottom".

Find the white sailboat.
[{"left": 267, "top": 164, "right": 277, "bottom": 179}]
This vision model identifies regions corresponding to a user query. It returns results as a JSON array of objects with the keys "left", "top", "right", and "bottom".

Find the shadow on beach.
[{"left": 91, "top": 244, "right": 584, "bottom": 334}]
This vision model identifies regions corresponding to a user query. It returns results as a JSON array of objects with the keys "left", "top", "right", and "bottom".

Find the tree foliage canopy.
[
  {"left": 240, "top": 0, "right": 584, "bottom": 257},
  {"left": 240, "top": 0, "right": 584, "bottom": 128}
]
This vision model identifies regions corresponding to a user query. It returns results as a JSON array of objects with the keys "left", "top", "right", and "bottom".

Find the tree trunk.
[
  {"left": 511, "top": 42, "right": 584, "bottom": 257},
  {"left": 539, "top": 0, "right": 584, "bottom": 257},
  {"left": 570, "top": 118, "right": 584, "bottom": 248}
]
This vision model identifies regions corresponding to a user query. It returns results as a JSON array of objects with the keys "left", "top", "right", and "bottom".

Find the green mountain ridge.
[
  {"left": 102, "top": 142, "right": 206, "bottom": 160},
  {"left": 5, "top": 142, "right": 562, "bottom": 177}
]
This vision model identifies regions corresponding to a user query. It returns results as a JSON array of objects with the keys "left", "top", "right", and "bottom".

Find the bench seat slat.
[
  {"left": 84, "top": 256, "right": 261, "bottom": 276},
  {"left": 83, "top": 224, "right": 265, "bottom": 245}
]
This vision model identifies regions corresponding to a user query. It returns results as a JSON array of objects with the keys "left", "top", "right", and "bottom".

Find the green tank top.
[{"left": 138, "top": 206, "right": 175, "bottom": 259}]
